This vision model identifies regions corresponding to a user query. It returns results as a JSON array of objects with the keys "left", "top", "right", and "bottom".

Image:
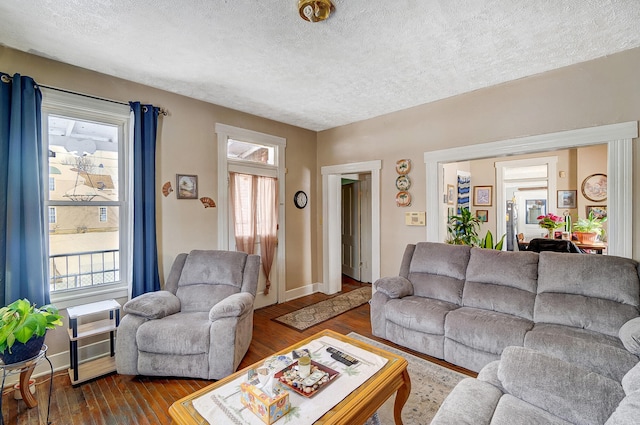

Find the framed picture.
[
  {"left": 476, "top": 210, "right": 488, "bottom": 222},
  {"left": 446, "top": 184, "right": 455, "bottom": 205},
  {"left": 586, "top": 205, "right": 607, "bottom": 219},
  {"left": 581, "top": 173, "right": 607, "bottom": 202},
  {"left": 525, "top": 199, "right": 546, "bottom": 224},
  {"left": 557, "top": 190, "right": 577, "bottom": 209},
  {"left": 473, "top": 186, "right": 492, "bottom": 206},
  {"left": 176, "top": 174, "right": 198, "bottom": 199}
]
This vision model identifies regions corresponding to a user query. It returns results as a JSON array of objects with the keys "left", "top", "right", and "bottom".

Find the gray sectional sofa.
[{"left": 370, "top": 242, "right": 640, "bottom": 424}]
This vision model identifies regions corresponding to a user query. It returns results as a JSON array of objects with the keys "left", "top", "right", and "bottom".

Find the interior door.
[{"left": 341, "top": 181, "right": 360, "bottom": 280}]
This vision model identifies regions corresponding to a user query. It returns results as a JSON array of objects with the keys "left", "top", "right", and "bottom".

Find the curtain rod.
[{"left": 38, "top": 83, "right": 169, "bottom": 116}]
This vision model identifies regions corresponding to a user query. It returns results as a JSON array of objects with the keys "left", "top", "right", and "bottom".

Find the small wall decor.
[
  {"left": 457, "top": 175, "right": 470, "bottom": 213},
  {"left": 586, "top": 205, "right": 607, "bottom": 219},
  {"left": 557, "top": 190, "right": 577, "bottom": 209},
  {"left": 162, "top": 181, "right": 173, "bottom": 197},
  {"left": 395, "top": 159, "right": 412, "bottom": 207},
  {"left": 581, "top": 173, "right": 607, "bottom": 202},
  {"left": 525, "top": 199, "right": 546, "bottom": 224},
  {"left": 446, "top": 184, "right": 455, "bottom": 205},
  {"left": 200, "top": 197, "right": 216, "bottom": 208},
  {"left": 473, "top": 186, "right": 492, "bottom": 206},
  {"left": 405, "top": 211, "right": 426, "bottom": 226},
  {"left": 395, "top": 159, "right": 411, "bottom": 175},
  {"left": 396, "top": 191, "right": 411, "bottom": 207},
  {"left": 476, "top": 210, "right": 488, "bottom": 222},
  {"left": 176, "top": 174, "right": 198, "bottom": 199}
]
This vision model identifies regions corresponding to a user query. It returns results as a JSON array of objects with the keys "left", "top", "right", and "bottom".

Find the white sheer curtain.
[{"left": 229, "top": 172, "right": 278, "bottom": 294}]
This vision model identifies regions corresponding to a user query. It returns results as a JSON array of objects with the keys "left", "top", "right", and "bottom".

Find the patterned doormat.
[
  {"left": 348, "top": 333, "right": 468, "bottom": 425},
  {"left": 273, "top": 286, "right": 371, "bottom": 331}
]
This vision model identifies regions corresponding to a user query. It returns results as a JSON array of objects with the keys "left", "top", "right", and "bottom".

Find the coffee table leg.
[
  {"left": 393, "top": 368, "right": 411, "bottom": 425},
  {"left": 20, "top": 367, "right": 37, "bottom": 408}
]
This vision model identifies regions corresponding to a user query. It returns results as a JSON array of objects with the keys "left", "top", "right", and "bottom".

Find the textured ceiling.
[{"left": 1, "top": 1, "right": 640, "bottom": 131}]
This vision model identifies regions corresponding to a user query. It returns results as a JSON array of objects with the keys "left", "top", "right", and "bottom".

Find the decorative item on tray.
[
  {"left": 275, "top": 360, "right": 339, "bottom": 397},
  {"left": 241, "top": 356, "right": 293, "bottom": 424}
]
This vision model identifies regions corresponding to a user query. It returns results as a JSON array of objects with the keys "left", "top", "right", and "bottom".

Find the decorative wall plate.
[
  {"left": 396, "top": 175, "right": 411, "bottom": 191},
  {"left": 396, "top": 191, "right": 411, "bottom": 207},
  {"left": 395, "top": 159, "right": 411, "bottom": 175},
  {"left": 581, "top": 173, "right": 607, "bottom": 202}
]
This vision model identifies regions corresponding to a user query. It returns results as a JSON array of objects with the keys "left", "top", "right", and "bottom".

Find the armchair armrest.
[
  {"left": 619, "top": 317, "right": 640, "bottom": 355},
  {"left": 123, "top": 290, "right": 181, "bottom": 319},
  {"left": 209, "top": 292, "right": 255, "bottom": 321},
  {"left": 373, "top": 276, "right": 413, "bottom": 299}
]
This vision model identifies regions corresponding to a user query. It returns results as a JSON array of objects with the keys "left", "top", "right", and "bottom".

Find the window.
[
  {"left": 42, "top": 89, "right": 131, "bottom": 304},
  {"left": 227, "top": 139, "right": 275, "bottom": 165},
  {"left": 99, "top": 207, "right": 107, "bottom": 222},
  {"left": 48, "top": 207, "right": 56, "bottom": 224}
]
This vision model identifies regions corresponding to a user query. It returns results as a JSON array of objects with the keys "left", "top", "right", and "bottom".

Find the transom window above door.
[{"left": 227, "top": 138, "right": 275, "bottom": 165}]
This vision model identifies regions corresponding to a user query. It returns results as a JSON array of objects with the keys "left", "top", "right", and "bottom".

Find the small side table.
[
  {"left": 0, "top": 345, "right": 54, "bottom": 425},
  {"left": 67, "top": 299, "right": 121, "bottom": 385}
]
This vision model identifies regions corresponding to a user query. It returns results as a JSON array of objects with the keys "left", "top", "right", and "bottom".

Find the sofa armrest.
[
  {"left": 619, "top": 317, "right": 640, "bottom": 355},
  {"left": 373, "top": 276, "right": 413, "bottom": 299},
  {"left": 123, "top": 290, "right": 181, "bottom": 319},
  {"left": 498, "top": 346, "right": 625, "bottom": 425},
  {"left": 209, "top": 292, "right": 255, "bottom": 321}
]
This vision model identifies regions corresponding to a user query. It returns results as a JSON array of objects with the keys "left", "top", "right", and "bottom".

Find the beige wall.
[
  {"left": 1, "top": 46, "right": 318, "bottom": 364},
  {"left": 318, "top": 47, "right": 640, "bottom": 278}
]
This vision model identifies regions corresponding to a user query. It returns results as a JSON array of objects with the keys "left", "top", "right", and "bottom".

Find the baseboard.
[
  {"left": 3, "top": 338, "right": 113, "bottom": 387},
  {"left": 285, "top": 282, "right": 321, "bottom": 301}
]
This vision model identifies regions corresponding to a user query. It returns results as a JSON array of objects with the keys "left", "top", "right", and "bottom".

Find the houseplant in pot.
[
  {"left": 0, "top": 299, "right": 63, "bottom": 364},
  {"left": 446, "top": 208, "right": 481, "bottom": 246},
  {"left": 573, "top": 211, "right": 607, "bottom": 244}
]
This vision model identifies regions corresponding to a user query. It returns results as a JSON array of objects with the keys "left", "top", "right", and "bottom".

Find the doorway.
[
  {"left": 424, "top": 121, "right": 636, "bottom": 258},
  {"left": 341, "top": 173, "right": 373, "bottom": 283},
  {"left": 322, "top": 161, "right": 381, "bottom": 294}
]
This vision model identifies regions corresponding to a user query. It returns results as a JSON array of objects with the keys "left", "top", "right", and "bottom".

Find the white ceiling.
[{"left": 2, "top": 1, "right": 640, "bottom": 132}]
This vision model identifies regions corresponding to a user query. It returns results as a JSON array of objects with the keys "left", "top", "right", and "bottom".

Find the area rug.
[
  {"left": 347, "top": 333, "right": 468, "bottom": 425},
  {"left": 273, "top": 286, "right": 371, "bottom": 331}
]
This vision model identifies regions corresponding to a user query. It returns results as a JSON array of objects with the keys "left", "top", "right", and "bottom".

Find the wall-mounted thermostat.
[{"left": 405, "top": 212, "right": 426, "bottom": 226}]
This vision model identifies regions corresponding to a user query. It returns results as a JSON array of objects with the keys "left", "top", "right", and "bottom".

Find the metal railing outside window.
[{"left": 49, "top": 249, "right": 119, "bottom": 292}]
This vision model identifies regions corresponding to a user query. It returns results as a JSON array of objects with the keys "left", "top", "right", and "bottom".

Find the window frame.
[
  {"left": 48, "top": 206, "right": 57, "bottom": 224},
  {"left": 41, "top": 88, "right": 131, "bottom": 308}
]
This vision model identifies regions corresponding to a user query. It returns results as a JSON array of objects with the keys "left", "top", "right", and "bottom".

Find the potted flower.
[
  {"left": 537, "top": 213, "right": 565, "bottom": 238},
  {"left": 0, "top": 299, "right": 63, "bottom": 364},
  {"left": 573, "top": 211, "right": 607, "bottom": 244}
]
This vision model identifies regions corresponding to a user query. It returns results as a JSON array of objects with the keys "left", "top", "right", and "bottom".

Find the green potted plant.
[
  {"left": 446, "top": 208, "right": 481, "bottom": 246},
  {"left": 573, "top": 211, "right": 607, "bottom": 244},
  {"left": 0, "top": 299, "right": 63, "bottom": 364}
]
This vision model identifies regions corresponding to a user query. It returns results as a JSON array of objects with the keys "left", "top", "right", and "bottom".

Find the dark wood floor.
[{"left": 2, "top": 278, "right": 473, "bottom": 425}]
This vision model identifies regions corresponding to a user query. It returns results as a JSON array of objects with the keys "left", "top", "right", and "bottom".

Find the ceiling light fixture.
[{"left": 298, "top": 0, "right": 334, "bottom": 22}]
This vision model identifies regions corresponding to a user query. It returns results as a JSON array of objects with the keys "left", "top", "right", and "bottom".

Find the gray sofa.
[
  {"left": 116, "top": 250, "right": 260, "bottom": 380},
  {"left": 370, "top": 242, "right": 640, "bottom": 381},
  {"left": 431, "top": 345, "right": 640, "bottom": 424}
]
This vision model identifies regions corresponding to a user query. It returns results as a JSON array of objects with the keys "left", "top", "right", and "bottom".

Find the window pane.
[
  {"left": 227, "top": 138, "right": 274, "bottom": 165},
  {"left": 49, "top": 206, "right": 119, "bottom": 292},
  {"left": 48, "top": 115, "right": 119, "bottom": 202},
  {"left": 503, "top": 165, "right": 548, "bottom": 180}
]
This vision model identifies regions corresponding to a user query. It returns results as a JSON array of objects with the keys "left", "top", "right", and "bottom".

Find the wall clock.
[
  {"left": 581, "top": 173, "right": 607, "bottom": 202},
  {"left": 294, "top": 190, "right": 308, "bottom": 209}
]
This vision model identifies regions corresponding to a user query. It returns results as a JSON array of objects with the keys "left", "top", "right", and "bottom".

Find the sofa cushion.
[
  {"left": 123, "top": 290, "right": 180, "bottom": 319},
  {"left": 374, "top": 276, "right": 413, "bottom": 299},
  {"left": 445, "top": 307, "right": 533, "bottom": 355},
  {"left": 178, "top": 250, "right": 247, "bottom": 287},
  {"left": 535, "top": 252, "right": 640, "bottom": 337},
  {"left": 430, "top": 378, "right": 502, "bottom": 425},
  {"left": 498, "top": 346, "right": 625, "bottom": 425},
  {"left": 385, "top": 296, "right": 458, "bottom": 335},
  {"left": 137, "top": 312, "right": 210, "bottom": 355},
  {"left": 620, "top": 317, "right": 640, "bottom": 355},
  {"left": 524, "top": 323, "right": 638, "bottom": 382},
  {"left": 408, "top": 242, "right": 470, "bottom": 305},
  {"left": 491, "top": 394, "right": 573, "bottom": 425},
  {"left": 463, "top": 248, "right": 538, "bottom": 320}
]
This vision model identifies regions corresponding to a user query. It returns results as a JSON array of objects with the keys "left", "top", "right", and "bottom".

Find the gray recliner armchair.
[{"left": 116, "top": 250, "right": 260, "bottom": 380}]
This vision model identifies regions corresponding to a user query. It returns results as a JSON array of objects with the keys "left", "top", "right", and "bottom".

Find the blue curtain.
[
  {"left": 130, "top": 102, "right": 161, "bottom": 298},
  {"left": 0, "top": 73, "right": 48, "bottom": 307}
]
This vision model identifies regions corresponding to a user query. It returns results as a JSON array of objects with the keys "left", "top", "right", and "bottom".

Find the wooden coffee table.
[{"left": 169, "top": 329, "right": 411, "bottom": 425}]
